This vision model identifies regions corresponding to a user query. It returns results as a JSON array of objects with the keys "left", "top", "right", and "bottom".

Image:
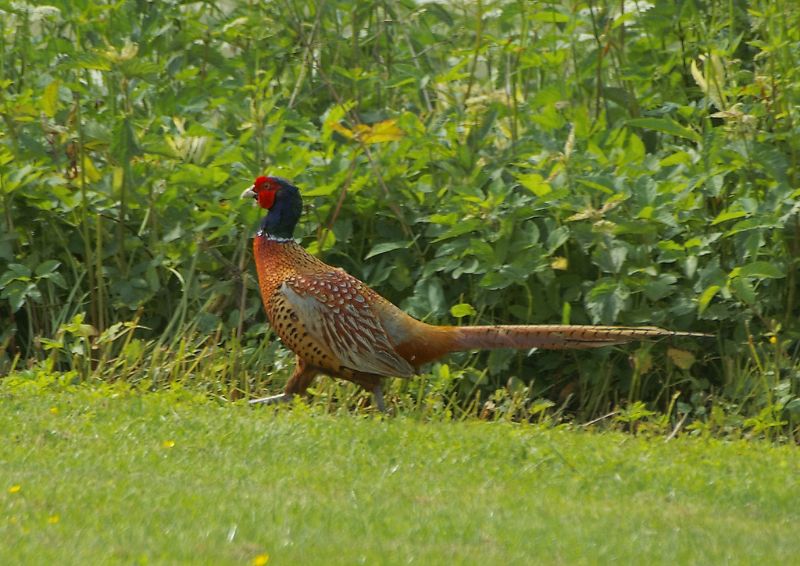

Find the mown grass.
[{"left": 2, "top": 382, "right": 798, "bottom": 565}]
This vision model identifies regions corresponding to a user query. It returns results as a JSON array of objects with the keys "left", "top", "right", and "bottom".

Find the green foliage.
[{"left": 1, "top": 0, "right": 799, "bottom": 432}]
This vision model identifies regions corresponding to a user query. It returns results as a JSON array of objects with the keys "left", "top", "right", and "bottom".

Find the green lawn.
[{"left": 2, "top": 385, "right": 798, "bottom": 565}]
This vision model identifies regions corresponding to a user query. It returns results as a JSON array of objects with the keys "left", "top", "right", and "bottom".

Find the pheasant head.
[{"left": 241, "top": 176, "right": 303, "bottom": 239}]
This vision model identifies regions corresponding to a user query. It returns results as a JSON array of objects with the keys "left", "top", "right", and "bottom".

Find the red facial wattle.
[
  {"left": 252, "top": 176, "right": 277, "bottom": 209},
  {"left": 257, "top": 188, "right": 276, "bottom": 209}
]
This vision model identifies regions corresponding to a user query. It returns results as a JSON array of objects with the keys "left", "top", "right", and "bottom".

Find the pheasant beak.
[{"left": 241, "top": 185, "right": 257, "bottom": 202}]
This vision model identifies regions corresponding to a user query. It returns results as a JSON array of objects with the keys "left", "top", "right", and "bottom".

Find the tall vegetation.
[{"left": 1, "top": 0, "right": 798, "bottom": 436}]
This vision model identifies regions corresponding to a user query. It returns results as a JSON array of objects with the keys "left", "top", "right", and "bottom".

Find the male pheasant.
[{"left": 243, "top": 175, "right": 706, "bottom": 410}]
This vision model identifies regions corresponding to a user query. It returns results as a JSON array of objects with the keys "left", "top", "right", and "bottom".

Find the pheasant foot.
[{"left": 249, "top": 393, "right": 293, "bottom": 405}]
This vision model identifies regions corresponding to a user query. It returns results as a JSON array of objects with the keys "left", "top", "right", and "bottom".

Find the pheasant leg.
[
  {"left": 372, "top": 384, "right": 386, "bottom": 413},
  {"left": 250, "top": 356, "right": 317, "bottom": 405}
]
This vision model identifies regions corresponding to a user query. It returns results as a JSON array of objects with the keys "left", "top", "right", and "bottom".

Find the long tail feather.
[{"left": 452, "top": 325, "right": 710, "bottom": 352}]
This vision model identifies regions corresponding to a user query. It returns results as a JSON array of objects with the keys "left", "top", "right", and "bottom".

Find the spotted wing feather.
[{"left": 279, "top": 272, "right": 415, "bottom": 378}]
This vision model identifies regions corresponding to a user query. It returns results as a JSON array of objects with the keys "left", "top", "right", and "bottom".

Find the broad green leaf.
[
  {"left": 546, "top": 226, "right": 569, "bottom": 254},
  {"left": 434, "top": 219, "right": 483, "bottom": 242},
  {"left": 1, "top": 264, "right": 32, "bottom": 286},
  {"left": 530, "top": 10, "right": 570, "bottom": 22},
  {"left": 592, "top": 244, "right": 628, "bottom": 274},
  {"left": 737, "top": 262, "right": 784, "bottom": 279},
  {"left": 586, "top": 281, "right": 630, "bottom": 324},
  {"left": 785, "top": 399, "right": 800, "bottom": 416},
  {"left": 69, "top": 52, "right": 112, "bottom": 71},
  {"left": 479, "top": 269, "right": 513, "bottom": 290},
  {"left": 450, "top": 303, "right": 477, "bottom": 318},
  {"left": 302, "top": 183, "right": 339, "bottom": 197},
  {"left": 42, "top": 80, "right": 60, "bottom": 117},
  {"left": 305, "top": 231, "right": 336, "bottom": 255},
  {"left": 120, "top": 59, "right": 161, "bottom": 80},
  {"left": 725, "top": 217, "right": 779, "bottom": 236},
  {"left": 81, "top": 156, "right": 103, "bottom": 182},
  {"left": 35, "top": 260, "right": 61, "bottom": 277},
  {"left": 169, "top": 164, "right": 228, "bottom": 187},
  {"left": 698, "top": 285, "right": 721, "bottom": 314},
  {"left": 575, "top": 178, "right": 614, "bottom": 194},
  {"left": 627, "top": 118, "right": 700, "bottom": 143},
  {"left": 1, "top": 282, "right": 39, "bottom": 312},
  {"left": 659, "top": 151, "right": 692, "bottom": 167},
  {"left": 365, "top": 241, "right": 408, "bottom": 260},
  {"left": 730, "top": 277, "right": 756, "bottom": 305},
  {"left": 667, "top": 347, "right": 695, "bottom": 370},
  {"left": 360, "top": 119, "right": 404, "bottom": 143},
  {"left": 643, "top": 274, "right": 677, "bottom": 301},
  {"left": 111, "top": 117, "right": 141, "bottom": 161},
  {"left": 711, "top": 209, "right": 748, "bottom": 225},
  {"left": 517, "top": 173, "right": 552, "bottom": 197}
]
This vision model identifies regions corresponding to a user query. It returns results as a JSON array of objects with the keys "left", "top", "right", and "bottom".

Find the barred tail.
[{"left": 452, "top": 325, "right": 710, "bottom": 352}]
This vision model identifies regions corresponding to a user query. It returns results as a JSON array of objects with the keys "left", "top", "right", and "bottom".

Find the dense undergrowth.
[{"left": 1, "top": 1, "right": 798, "bottom": 437}]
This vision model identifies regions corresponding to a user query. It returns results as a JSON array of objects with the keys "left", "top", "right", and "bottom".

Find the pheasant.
[{"left": 242, "top": 176, "right": 707, "bottom": 410}]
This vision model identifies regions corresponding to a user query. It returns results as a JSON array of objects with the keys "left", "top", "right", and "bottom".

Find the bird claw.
[{"left": 249, "top": 393, "right": 293, "bottom": 405}]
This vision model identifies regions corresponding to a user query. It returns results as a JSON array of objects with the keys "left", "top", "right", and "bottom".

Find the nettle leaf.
[
  {"left": 517, "top": 173, "right": 552, "bottom": 197},
  {"left": 730, "top": 277, "right": 756, "bottom": 305},
  {"left": 111, "top": 117, "right": 141, "bottom": 161},
  {"left": 592, "top": 243, "right": 629, "bottom": 274},
  {"left": 487, "top": 349, "right": 516, "bottom": 376},
  {"left": 479, "top": 270, "right": 509, "bottom": 290},
  {"left": 68, "top": 51, "right": 112, "bottom": 71},
  {"left": 170, "top": 164, "right": 229, "bottom": 187},
  {"left": 546, "top": 226, "right": 570, "bottom": 254},
  {"left": 586, "top": 280, "right": 630, "bottom": 324},
  {"left": 752, "top": 143, "right": 789, "bottom": 185},
  {"left": 1, "top": 282, "right": 39, "bottom": 312},
  {"left": 643, "top": 274, "right": 677, "bottom": 301},
  {"left": 0, "top": 263, "right": 32, "bottom": 286}
]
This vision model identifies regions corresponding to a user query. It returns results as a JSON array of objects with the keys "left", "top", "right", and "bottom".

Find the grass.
[{"left": 2, "top": 382, "right": 799, "bottom": 565}]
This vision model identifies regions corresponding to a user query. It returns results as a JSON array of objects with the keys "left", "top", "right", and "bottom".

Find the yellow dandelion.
[
  {"left": 47, "top": 515, "right": 60, "bottom": 524},
  {"left": 8, "top": 485, "right": 21, "bottom": 494},
  {"left": 162, "top": 440, "right": 176, "bottom": 448},
  {"left": 50, "top": 407, "right": 59, "bottom": 415},
  {"left": 252, "top": 554, "right": 269, "bottom": 566},
  {"left": 769, "top": 336, "right": 777, "bottom": 345}
]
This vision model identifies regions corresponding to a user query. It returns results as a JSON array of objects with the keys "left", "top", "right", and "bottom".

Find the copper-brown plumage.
[{"left": 242, "top": 176, "right": 708, "bottom": 409}]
